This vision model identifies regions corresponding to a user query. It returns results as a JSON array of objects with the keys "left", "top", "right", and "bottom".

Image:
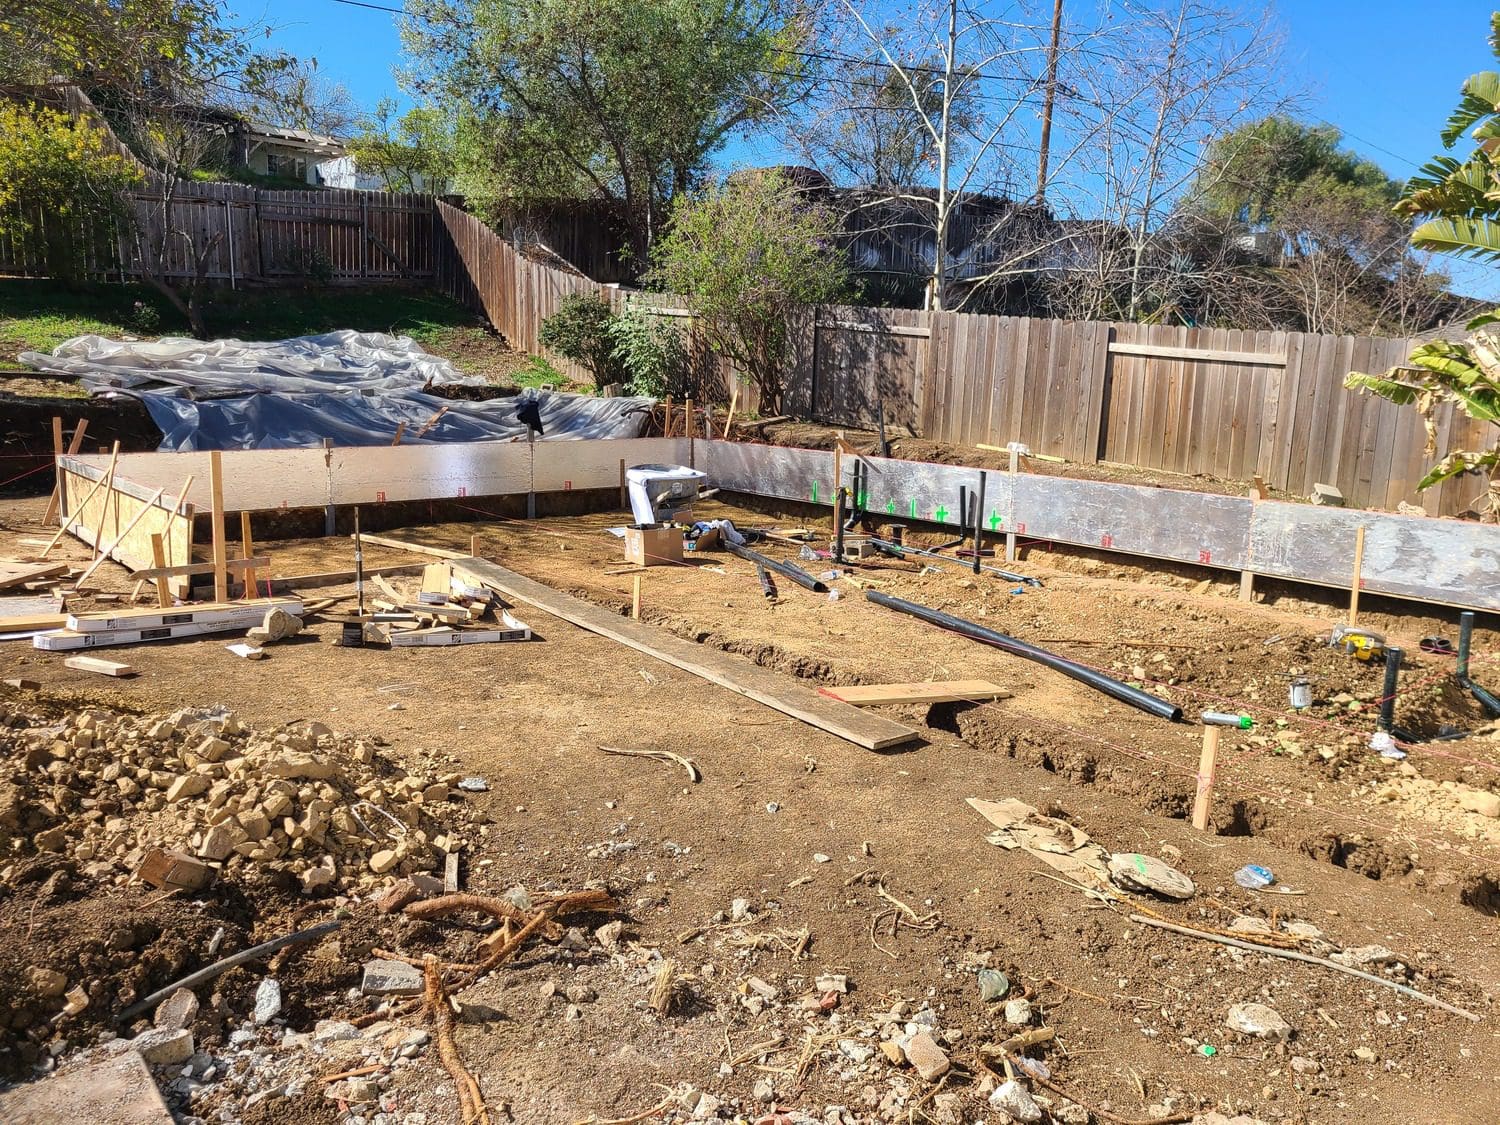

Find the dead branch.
[
  {"left": 571, "top": 1091, "right": 677, "bottom": 1125},
  {"left": 598, "top": 744, "right": 701, "bottom": 783},
  {"left": 995, "top": 1052, "right": 1193, "bottom": 1125}
]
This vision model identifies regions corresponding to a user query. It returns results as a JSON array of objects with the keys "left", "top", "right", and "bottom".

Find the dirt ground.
[{"left": 2, "top": 491, "right": 1499, "bottom": 1125}]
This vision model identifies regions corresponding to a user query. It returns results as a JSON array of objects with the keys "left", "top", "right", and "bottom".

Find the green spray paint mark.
[
  {"left": 909, "top": 498, "right": 918, "bottom": 519},
  {"left": 885, "top": 499, "right": 897, "bottom": 515},
  {"left": 857, "top": 490, "right": 869, "bottom": 509},
  {"left": 810, "top": 481, "right": 819, "bottom": 504},
  {"left": 934, "top": 505, "right": 949, "bottom": 523},
  {"left": 988, "top": 510, "right": 1003, "bottom": 530}
]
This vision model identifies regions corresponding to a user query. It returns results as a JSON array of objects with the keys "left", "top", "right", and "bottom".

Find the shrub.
[
  {"left": 609, "top": 306, "right": 688, "bottom": 397},
  {"left": 538, "top": 293, "right": 621, "bottom": 389}
]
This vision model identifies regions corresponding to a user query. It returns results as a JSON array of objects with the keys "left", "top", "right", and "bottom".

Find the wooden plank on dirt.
[
  {"left": 0, "top": 561, "right": 69, "bottom": 590},
  {"left": 356, "top": 534, "right": 470, "bottom": 560},
  {"left": 64, "top": 655, "right": 137, "bottom": 677},
  {"left": 459, "top": 558, "right": 919, "bottom": 751},
  {"left": 819, "top": 680, "right": 1010, "bottom": 706},
  {"left": 128, "top": 556, "right": 269, "bottom": 582}
]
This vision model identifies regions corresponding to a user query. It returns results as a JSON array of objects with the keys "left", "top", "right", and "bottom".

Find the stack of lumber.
[
  {"left": 1, "top": 558, "right": 79, "bottom": 639},
  {"left": 32, "top": 599, "right": 306, "bottom": 651},
  {"left": 365, "top": 562, "right": 531, "bottom": 646}
]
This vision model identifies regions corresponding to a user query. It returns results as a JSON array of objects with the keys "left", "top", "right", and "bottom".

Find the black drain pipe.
[
  {"left": 727, "top": 542, "right": 828, "bottom": 593},
  {"left": 971, "top": 471, "right": 987, "bottom": 575},
  {"left": 1378, "top": 647, "right": 1402, "bottom": 731},
  {"left": 864, "top": 590, "right": 1183, "bottom": 721},
  {"left": 1457, "top": 612, "right": 1500, "bottom": 717}
]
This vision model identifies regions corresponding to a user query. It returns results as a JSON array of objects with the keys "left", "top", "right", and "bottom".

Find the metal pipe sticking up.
[
  {"left": 1378, "top": 647, "right": 1402, "bottom": 732},
  {"left": 833, "top": 485, "right": 847, "bottom": 561},
  {"left": 866, "top": 536, "right": 1041, "bottom": 587},
  {"left": 726, "top": 541, "right": 828, "bottom": 593},
  {"left": 971, "top": 470, "right": 987, "bottom": 575},
  {"left": 863, "top": 590, "right": 1182, "bottom": 721},
  {"left": 1456, "top": 611, "right": 1500, "bottom": 716}
]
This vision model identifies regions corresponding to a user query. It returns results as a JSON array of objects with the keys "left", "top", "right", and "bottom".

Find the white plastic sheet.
[{"left": 20, "top": 331, "right": 652, "bottom": 450}]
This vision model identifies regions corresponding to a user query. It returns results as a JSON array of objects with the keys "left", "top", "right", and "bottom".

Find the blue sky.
[{"left": 230, "top": 0, "right": 1500, "bottom": 295}]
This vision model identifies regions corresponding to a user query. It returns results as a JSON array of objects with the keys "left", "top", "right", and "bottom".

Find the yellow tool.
[{"left": 1330, "top": 625, "right": 1386, "bottom": 662}]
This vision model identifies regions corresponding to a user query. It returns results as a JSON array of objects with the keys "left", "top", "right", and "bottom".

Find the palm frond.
[
  {"left": 1344, "top": 370, "right": 1421, "bottom": 405},
  {"left": 1441, "top": 72, "right": 1500, "bottom": 147},
  {"left": 1410, "top": 215, "right": 1500, "bottom": 260},
  {"left": 1401, "top": 154, "right": 1495, "bottom": 216}
]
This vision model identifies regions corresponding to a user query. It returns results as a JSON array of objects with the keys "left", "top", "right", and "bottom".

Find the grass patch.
[{"left": 0, "top": 278, "right": 535, "bottom": 384}]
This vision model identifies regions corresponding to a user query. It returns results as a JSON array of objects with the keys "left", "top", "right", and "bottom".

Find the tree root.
[{"left": 424, "top": 957, "right": 491, "bottom": 1125}]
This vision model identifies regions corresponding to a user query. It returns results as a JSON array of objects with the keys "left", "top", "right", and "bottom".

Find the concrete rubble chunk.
[
  {"left": 989, "top": 1079, "right": 1043, "bottom": 1123},
  {"left": 903, "top": 1031, "right": 950, "bottom": 1080},
  {"left": 362, "top": 958, "right": 424, "bottom": 996},
  {"left": 131, "top": 1027, "right": 195, "bottom": 1066},
  {"left": 1225, "top": 1002, "right": 1292, "bottom": 1043},
  {"left": 253, "top": 978, "right": 282, "bottom": 1025},
  {"left": 26, "top": 967, "right": 68, "bottom": 999},
  {"left": 154, "top": 988, "right": 199, "bottom": 1031}
]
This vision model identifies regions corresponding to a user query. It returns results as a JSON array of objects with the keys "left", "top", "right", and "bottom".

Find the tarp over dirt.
[{"left": 19, "top": 331, "right": 652, "bottom": 450}]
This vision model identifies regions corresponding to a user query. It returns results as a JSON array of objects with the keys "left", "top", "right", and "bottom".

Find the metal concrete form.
[
  {"left": 54, "top": 437, "right": 1499, "bottom": 613},
  {"left": 61, "top": 438, "right": 693, "bottom": 513},
  {"left": 700, "top": 439, "right": 1499, "bottom": 613}
]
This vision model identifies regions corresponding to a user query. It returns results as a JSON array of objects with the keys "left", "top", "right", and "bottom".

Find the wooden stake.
[
  {"left": 150, "top": 532, "right": 172, "bottom": 608},
  {"left": 470, "top": 533, "right": 481, "bottom": 559},
  {"left": 723, "top": 380, "right": 740, "bottom": 438},
  {"left": 240, "top": 512, "right": 257, "bottom": 599},
  {"left": 210, "top": 451, "right": 229, "bottom": 603},
  {"left": 684, "top": 397, "right": 694, "bottom": 442},
  {"left": 1347, "top": 524, "right": 1366, "bottom": 626},
  {"left": 832, "top": 445, "right": 843, "bottom": 530},
  {"left": 663, "top": 396, "right": 673, "bottom": 437},
  {"left": 86, "top": 441, "right": 122, "bottom": 563},
  {"left": 1191, "top": 725, "right": 1221, "bottom": 831},
  {"left": 41, "top": 416, "right": 64, "bottom": 526},
  {"left": 631, "top": 574, "right": 641, "bottom": 620},
  {"left": 390, "top": 421, "right": 407, "bottom": 446}
]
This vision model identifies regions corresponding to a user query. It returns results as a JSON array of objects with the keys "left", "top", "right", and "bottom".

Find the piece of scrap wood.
[
  {"left": 127, "top": 556, "right": 269, "bottom": 582},
  {"left": 3, "top": 678, "right": 40, "bottom": 690},
  {"left": 0, "top": 561, "right": 69, "bottom": 590},
  {"left": 598, "top": 745, "right": 701, "bottom": 783},
  {"left": 226, "top": 643, "right": 265, "bottom": 660},
  {"left": 356, "top": 534, "right": 469, "bottom": 561},
  {"left": 444, "top": 851, "right": 460, "bottom": 894},
  {"left": 64, "top": 655, "right": 137, "bottom": 678},
  {"left": 460, "top": 558, "right": 917, "bottom": 751},
  {"left": 820, "top": 680, "right": 1010, "bottom": 707}
]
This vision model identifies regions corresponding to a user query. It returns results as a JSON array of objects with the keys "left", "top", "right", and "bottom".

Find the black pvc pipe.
[
  {"left": 1378, "top": 646, "right": 1402, "bottom": 731},
  {"left": 1468, "top": 678, "right": 1500, "bottom": 718},
  {"left": 972, "top": 471, "right": 987, "bottom": 575},
  {"left": 866, "top": 536, "right": 1040, "bottom": 587},
  {"left": 1458, "top": 611, "right": 1474, "bottom": 678},
  {"left": 833, "top": 485, "right": 847, "bottom": 560},
  {"left": 864, "top": 590, "right": 1183, "bottom": 721},
  {"left": 726, "top": 542, "right": 828, "bottom": 593}
]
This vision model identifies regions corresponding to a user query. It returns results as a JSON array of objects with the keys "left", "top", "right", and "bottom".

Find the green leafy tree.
[
  {"left": 609, "top": 306, "right": 688, "bottom": 397},
  {"left": 346, "top": 99, "right": 454, "bottom": 193},
  {"left": 538, "top": 293, "right": 621, "bottom": 389},
  {"left": 650, "top": 171, "right": 849, "bottom": 412},
  {"left": 402, "top": 0, "right": 809, "bottom": 265},
  {"left": 1344, "top": 14, "right": 1500, "bottom": 517},
  {"left": 0, "top": 103, "right": 141, "bottom": 280}
]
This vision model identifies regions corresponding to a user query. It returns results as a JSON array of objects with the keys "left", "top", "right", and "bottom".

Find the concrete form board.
[
  {"left": 1249, "top": 501, "right": 1500, "bottom": 610},
  {"left": 534, "top": 437, "right": 691, "bottom": 492},
  {"left": 1012, "top": 474, "right": 1252, "bottom": 571}
]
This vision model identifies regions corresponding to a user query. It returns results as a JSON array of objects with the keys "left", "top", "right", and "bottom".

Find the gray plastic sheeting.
[{"left": 20, "top": 331, "right": 653, "bottom": 450}]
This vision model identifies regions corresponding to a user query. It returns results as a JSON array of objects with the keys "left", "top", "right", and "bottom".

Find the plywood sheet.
[
  {"left": 328, "top": 442, "right": 529, "bottom": 506},
  {"left": 61, "top": 469, "right": 194, "bottom": 575}
]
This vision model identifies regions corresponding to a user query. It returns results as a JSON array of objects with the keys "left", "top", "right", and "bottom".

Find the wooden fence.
[
  {"left": 432, "top": 199, "right": 1486, "bottom": 516},
  {"left": 0, "top": 182, "right": 437, "bottom": 285}
]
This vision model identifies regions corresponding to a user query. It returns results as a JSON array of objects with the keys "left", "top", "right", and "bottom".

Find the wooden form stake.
[
  {"left": 1347, "top": 524, "right": 1366, "bottom": 626},
  {"left": 85, "top": 442, "right": 122, "bottom": 564},
  {"left": 149, "top": 533, "right": 172, "bottom": 607},
  {"left": 685, "top": 398, "right": 694, "bottom": 443},
  {"left": 42, "top": 416, "right": 64, "bottom": 526},
  {"left": 470, "top": 533, "right": 481, "bottom": 559},
  {"left": 45, "top": 418, "right": 91, "bottom": 527},
  {"left": 723, "top": 380, "right": 740, "bottom": 438},
  {"left": 663, "top": 396, "right": 673, "bottom": 437},
  {"left": 631, "top": 574, "right": 641, "bottom": 620},
  {"left": 210, "top": 451, "right": 229, "bottom": 603},
  {"left": 390, "top": 421, "right": 407, "bottom": 446},
  {"left": 1191, "top": 725, "right": 1221, "bottom": 831},
  {"left": 619, "top": 458, "right": 627, "bottom": 510},
  {"left": 240, "top": 512, "right": 257, "bottom": 599}
]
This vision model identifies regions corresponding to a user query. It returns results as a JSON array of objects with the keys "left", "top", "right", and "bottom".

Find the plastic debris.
[
  {"left": 1369, "top": 731, "right": 1406, "bottom": 759},
  {"left": 1234, "top": 864, "right": 1276, "bottom": 890},
  {"left": 977, "top": 968, "right": 1009, "bottom": 1002}
]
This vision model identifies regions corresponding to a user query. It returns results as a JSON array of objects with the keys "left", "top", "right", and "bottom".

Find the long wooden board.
[
  {"left": 819, "top": 680, "right": 1010, "bottom": 707},
  {"left": 458, "top": 558, "right": 918, "bottom": 751}
]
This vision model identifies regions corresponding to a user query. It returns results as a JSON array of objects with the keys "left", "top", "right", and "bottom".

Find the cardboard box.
[{"left": 624, "top": 524, "right": 684, "bottom": 567}]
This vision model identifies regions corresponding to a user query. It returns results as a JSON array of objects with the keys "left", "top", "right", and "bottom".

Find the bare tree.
[
  {"left": 122, "top": 106, "right": 225, "bottom": 336},
  {"left": 792, "top": 0, "right": 1293, "bottom": 317}
]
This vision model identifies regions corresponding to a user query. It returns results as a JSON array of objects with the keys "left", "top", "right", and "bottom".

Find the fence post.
[{"left": 360, "top": 195, "right": 369, "bottom": 279}]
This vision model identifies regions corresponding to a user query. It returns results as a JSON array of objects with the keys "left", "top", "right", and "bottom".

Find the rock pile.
[{"left": 0, "top": 703, "right": 483, "bottom": 896}]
